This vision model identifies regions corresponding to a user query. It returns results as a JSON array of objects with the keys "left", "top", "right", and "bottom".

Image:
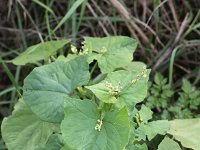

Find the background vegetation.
[{"left": 0, "top": 0, "right": 200, "bottom": 149}]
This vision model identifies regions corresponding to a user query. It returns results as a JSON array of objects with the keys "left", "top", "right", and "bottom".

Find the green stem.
[
  {"left": 135, "top": 113, "right": 141, "bottom": 126},
  {"left": 169, "top": 46, "right": 180, "bottom": 87},
  {"left": 98, "top": 101, "right": 104, "bottom": 109},
  {"left": 90, "top": 73, "right": 107, "bottom": 85},
  {"left": 90, "top": 61, "right": 98, "bottom": 77}
]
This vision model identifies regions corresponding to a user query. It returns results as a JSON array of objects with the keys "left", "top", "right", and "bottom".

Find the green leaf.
[
  {"left": 1, "top": 99, "right": 59, "bottom": 150},
  {"left": 35, "top": 134, "right": 64, "bottom": 150},
  {"left": 158, "top": 137, "right": 181, "bottom": 150},
  {"left": 124, "top": 62, "right": 146, "bottom": 72},
  {"left": 126, "top": 143, "right": 148, "bottom": 150},
  {"left": 144, "top": 120, "right": 170, "bottom": 140},
  {"left": 86, "top": 68, "right": 150, "bottom": 108},
  {"left": 168, "top": 118, "right": 200, "bottom": 150},
  {"left": 10, "top": 39, "right": 70, "bottom": 65},
  {"left": 135, "top": 123, "right": 146, "bottom": 141},
  {"left": 84, "top": 36, "right": 137, "bottom": 73},
  {"left": 182, "top": 79, "right": 193, "bottom": 93},
  {"left": 61, "top": 145, "right": 75, "bottom": 150},
  {"left": 61, "top": 97, "right": 130, "bottom": 150},
  {"left": 23, "top": 56, "right": 90, "bottom": 123},
  {"left": 154, "top": 73, "right": 163, "bottom": 85},
  {"left": 138, "top": 104, "right": 153, "bottom": 123},
  {"left": 56, "top": 54, "right": 78, "bottom": 62}
]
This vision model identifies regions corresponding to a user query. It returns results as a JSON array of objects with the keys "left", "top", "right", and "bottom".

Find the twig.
[
  {"left": 152, "top": 13, "right": 190, "bottom": 71},
  {"left": 145, "top": 0, "right": 169, "bottom": 29},
  {"left": 168, "top": 0, "right": 179, "bottom": 30},
  {"left": 91, "top": 0, "right": 116, "bottom": 34},
  {"left": 142, "top": 0, "right": 147, "bottom": 22},
  {"left": 0, "top": 26, "right": 45, "bottom": 36},
  {"left": 87, "top": 3, "right": 110, "bottom": 36},
  {"left": 174, "top": 63, "right": 191, "bottom": 74},
  {"left": 108, "top": 0, "right": 156, "bottom": 53}
]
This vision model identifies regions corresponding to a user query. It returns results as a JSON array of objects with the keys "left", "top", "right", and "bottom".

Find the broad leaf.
[
  {"left": 61, "top": 97, "right": 130, "bottom": 150},
  {"left": 84, "top": 36, "right": 137, "bottom": 73},
  {"left": 168, "top": 118, "right": 200, "bottom": 150},
  {"left": 124, "top": 62, "right": 147, "bottom": 72},
  {"left": 1, "top": 100, "right": 59, "bottom": 150},
  {"left": 23, "top": 56, "right": 90, "bottom": 123},
  {"left": 126, "top": 143, "right": 148, "bottom": 150},
  {"left": 56, "top": 54, "right": 78, "bottom": 62},
  {"left": 144, "top": 120, "right": 170, "bottom": 140},
  {"left": 158, "top": 137, "right": 181, "bottom": 150},
  {"left": 36, "top": 134, "right": 64, "bottom": 150},
  {"left": 86, "top": 69, "right": 150, "bottom": 108},
  {"left": 11, "top": 39, "right": 70, "bottom": 65},
  {"left": 61, "top": 145, "right": 75, "bottom": 150}
]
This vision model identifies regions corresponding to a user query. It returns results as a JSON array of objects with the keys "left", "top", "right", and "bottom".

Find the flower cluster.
[
  {"left": 95, "top": 119, "right": 103, "bottom": 131},
  {"left": 105, "top": 81, "right": 122, "bottom": 97},
  {"left": 100, "top": 47, "right": 107, "bottom": 54},
  {"left": 131, "top": 66, "right": 147, "bottom": 85}
]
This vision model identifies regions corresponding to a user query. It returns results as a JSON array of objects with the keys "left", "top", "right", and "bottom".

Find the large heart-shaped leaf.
[
  {"left": 23, "top": 56, "right": 90, "bottom": 123},
  {"left": 1, "top": 99, "right": 59, "bottom": 150},
  {"left": 84, "top": 36, "right": 137, "bottom": 73},
  {"left": 61, "top": 97, "right": 130, "bottom": 150},
  {"left": 168, "top": 118, "right": 200, "bottom": 150},
  {"left": 86, "top": 68, "right": 150, "bottom": 108},
  {"left": 11, "top": 39, "right": 70, "bottom": 65}
]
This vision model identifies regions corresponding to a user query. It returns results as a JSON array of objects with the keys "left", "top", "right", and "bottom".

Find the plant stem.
[
  {"left": 135, "top": 114, "right": 141, "bottom": 126},
  {"left": 0, "top": 58, "right": 22, "bottom": 97},
  {"left": 90, "top": 61, "right": 98, "bottom": 77},
  {"left": 90, "top": 73, "right": 107, "bottom": 85}
]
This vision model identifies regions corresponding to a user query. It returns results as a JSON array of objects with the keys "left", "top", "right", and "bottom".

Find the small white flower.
[{"left": 71, "top": 45, "right": 77, "bottom": 54}]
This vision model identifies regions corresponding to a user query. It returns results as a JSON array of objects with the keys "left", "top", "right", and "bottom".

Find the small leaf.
[
  {"left": 168, "top": 118, "right": 200, "bottom": 150},
  {"left": 23, "top": 56, "right": 90, "bottom": 123},
  {"left": 154, "top": 72, "right": 163, "bottom": 85},
  {"left": 138, "top": 104, "right": 153, "bottom": 123},
  {"left": 144, "top": 120, "right": 170, "bottom": 140},
  {"left": 10, "top": 39, "right": 70, "bottom": 65},
  {"left": 61, "top": 97, "right": 130, "bottom": 150},
  {"left": 182, "top": 79, "right": 192, "bottom": 93},
  {"left": 158, "top": 137, "right": 181, "bottom": 150},
  {"left": 84, "top": 36, "right": 137, "bottom": 73},
  {"left": 1, "top": 99, "right": 59, "bottom": 150},
  {"left": 135, "top": 123, "right": 147, "bottom": 141}
]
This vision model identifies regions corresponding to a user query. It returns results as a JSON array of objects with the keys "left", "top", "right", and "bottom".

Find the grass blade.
[
  {"left": 0, "top": 58, "right": 22, "bottom": 97},
  {"left": 53, "top": 0, "right": 85, "bottom": 33},
  {"left": 76, "top": 0, "right": 88, "bottom": 31},
  {"left": 169, "top": 46, "right": 180, "bottom": 86},
  {"left": 32, "top": 0, "right": 56, "bottom": 17}
]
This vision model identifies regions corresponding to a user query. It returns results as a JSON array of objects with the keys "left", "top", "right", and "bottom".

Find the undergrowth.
[{"left": 146, "top": 73, "right": 200, "bottom": 120}]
